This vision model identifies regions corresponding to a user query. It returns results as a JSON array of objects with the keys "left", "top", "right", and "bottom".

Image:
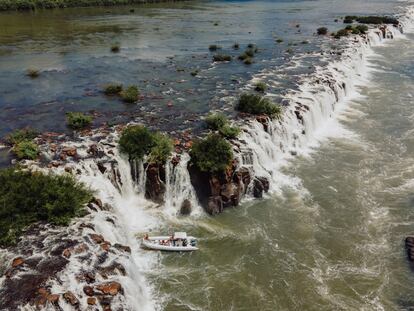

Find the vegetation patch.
[
  {"left": 120, "top": 85, "right": 140, "bottom": 103},
  {"left": 232, "top": 43, "right": 240, "bottom": 50},
  {"left": 66, "top": 112, "right": 93, "bottom": 130},
  {"left": 119, "top": 125, "right": 173, "bottom": 163},
  {"left": 104, "top": 83, "right": 123, "bottom": 95},
  {"left": 317, "top": 27, "right": 328, "bottom": 35},
  {"left": 6, "top": 128, "right": 38, "bottom": 145},
  {"left": 213, "top": 54, "right": 232, "bottom": 62},
  {"left": 0, "top": 167, "right": 92, "bottom": 247},
  {"left": 205, "top": 113, "right": 240, "bottom": 139},
  {"left": 344, "top": 15, "right": 399, "bottom": 25},
  {"left": 209, "top": 44, "right": 221, "bottom": 51},
  {"left": 219, "top": 125, "right": 240, "bottom": 139},
  {"left": 236, "top": 93, "right": 281, "bottom": 117},
  {"left": 254, "top": 82, "right": 267, "bottom": 93},
  {"left": 190, "top": 134, "right": 233, "bottom": 173},
  {"left": 13, "top": 140, "right": 39, "bottom": 160}
]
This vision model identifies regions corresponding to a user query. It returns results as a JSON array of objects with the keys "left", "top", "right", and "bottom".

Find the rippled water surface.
[{"left": 1, "top": 1, "right": 414, "bottom": 310}]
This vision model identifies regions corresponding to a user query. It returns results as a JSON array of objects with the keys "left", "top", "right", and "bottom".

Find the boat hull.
[{"left": 141, "top": 238, "right": 198, "bottom": 252}]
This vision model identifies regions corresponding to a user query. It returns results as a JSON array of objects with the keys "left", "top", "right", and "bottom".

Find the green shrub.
[
  {"left": 238, "top": 52, "right": 249, "bottom": 61},
  {"left": 119, "top": 125, "right": 154, "bottom": 160},
  {"left": 344, "top": 15, "right": 357, "bottom": 23},
  {"left": 205, "top": 113, "right": 228, "bottom": 130},
  {"left": 233, "top": 43, "right": 240, "bottom": 49},
  {"left": 66, "top": 112, "right": 93, "bottom": 130},
  {"left": 213, "top": 54, "right": 232, "bottom": 62},
  {"left": 219, "top": 125, "right": 240, "bottom": 139},
  {"left": 119, "top": 125, "right": 172, "bottom": 163},
  {"left": 191, "top": 70, "right": 199, "bottom": 77},
  {"left": 355, "top": 24, "right": 369, "bottom": 34},
  {"left": 209, "top": 44, "right": 221, "bottom": 51},
  {"left": 120, "top": 85, "right": 140, "bottom": 103},
  {"left": 236, "top": 93, "right": 281, "bottom": 117},
  {"left": 6, "top": 128, "right": 38, "bottom": 145},
  {"left": 111, "top": 44, "right": 120, "bottom": 53},
  {"left": 254, "top": 82, "right": 266, "bottom": 93},
  {"left": 351, "top": 27, "right": 361, "bottom": 35},
  {"left": 13, "top": 140, "right": 39, "bottom": 160},
  {"left": 190, "top": 134, "right": 233, "bottom": 173},
  {"left": 244, "top": 58, "right": 253, "bottom": 65},
  {"left": 148, "top": 132, "right": 173, "bottom": 164},
  {"left": 27, "top": 68, "right": 39, "bottom": 78},
  {"left": 104, "top": 83, "right": 123, "bottom": 95},
  {"left": 356, "top": 16, "right": 398, "bottom": 25},
  {"left": 276, "top": 38, "right": 284, "bottom": 43},
  {"left": 345, "top": 25, "right": 353, "bottom": 30},
  {"left": 0, "top": 168, "right": 92, "bottom": 247},
  {"left": 245, "top": 49, "right": 255, "bottom": 57},
  {"left": 334, "top": 28, "right": 349, "bottom": 39}
]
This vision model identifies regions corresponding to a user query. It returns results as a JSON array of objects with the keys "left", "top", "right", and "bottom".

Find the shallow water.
[{"left": 1, "top": 1, "right": 414, "bottom": 310}]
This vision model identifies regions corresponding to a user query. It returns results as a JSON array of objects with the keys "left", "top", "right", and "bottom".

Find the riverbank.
[{"left": 0, "top": 0, "right": 184, "bottom": 11}]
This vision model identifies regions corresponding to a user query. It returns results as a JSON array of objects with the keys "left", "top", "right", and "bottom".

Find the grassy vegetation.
[
  {"left": 205, "top": 113, "right": 240, "bottom": 139},
  {"left": 213, "top": 54, "right": 232, "bottom": 62},
  {"left": 27, "top": 68, "right": 40, "bottom": 78},
  {"left": 120, "top": 85, "right": 139, "bottom": 103},
  {"left": 6, "top": 128, "right": 38, "bottom": 145},
  {"left": 317, "top": 27, "right": 328, "bottom": 35},
  {"left": 344, "top": 15, "right": 399, "bottom": 25},
  {"left": 119, "top": 125, "right": 173, "bottom": 163},
  {"left": 0, "top": 0, "right": 171, "bottom": 11},
  {"left": 276, "top": 39, "right": 284, "bottom": 43},
  {"left": 0, "top": 167, "right": 92, "bottom": 247},
  {"left": 66, "top": 112, "right": 93, "bottom": 130},
  {"left": 104, "top": 83, "right": 123, "bottom": 95},
  {"left": 232, "top": 43, "right": 240, "bottom": 50},
  {"left": 190, "top": 134, "right": 233, "bottom": 173},
  {"left": 13, "top": 140, "right": 39, "bottom": 160},
  {"left": 243, "top": 58, "right": 253, "bottom": 65},
  {"left": 236, "top": 93, "right": 281, "bottom": 117},
  {"left": 254, "top": 81, "right": 267, "bottom": 93},
  {"left": 333, "top": 24, "right": 370, "bottom": 38}
]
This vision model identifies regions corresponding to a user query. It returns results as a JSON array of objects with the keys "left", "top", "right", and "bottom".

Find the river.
[{"left": 1, "top": 0, "right": 414, "bottom": 310}]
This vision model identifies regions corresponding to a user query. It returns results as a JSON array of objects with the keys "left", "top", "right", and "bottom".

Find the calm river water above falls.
[{"left": 1, "top": 0, "right": 414, "bottom": 310}]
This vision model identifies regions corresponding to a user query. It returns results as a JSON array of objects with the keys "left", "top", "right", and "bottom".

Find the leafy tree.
[
  {"left": 190, "top": 134, "right": 233, "bottom": 173},
  {"left": 149, "top": 132, "right": 173, "bottom": 164},
  {"left": 237, "top": 93, "right": 281, "bottom": 117},
  {"left": 0, "top": 168, "right": 92, "bottom": 247}
]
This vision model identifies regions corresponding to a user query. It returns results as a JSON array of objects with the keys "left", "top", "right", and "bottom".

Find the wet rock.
[
  {"left": 98, "top": 262, "right": 126, "bottom": 278},
  {"left": 91, "top": 197, "right": 103, "bottom": 209},
  {"left": 207, "top": 196, "right": 224, "bottom": 215},
  {"left": 62, "top": 147, "right": 77, "bottom": 157},
  {"left": 63, "top": 291, "right": 79, "bottom": 306},
  {"left": 11, "top": 257, "right": 25, "bottom": 268},
  {"left": 256, "top": 115, "right": 269, "bottom": 132},
  {"left": 87, "top": 297, "right": 97, "bottom": 305},
  {"left": 89, "top": 234, "right": 105, "bottom": 244},
  {"left": 100, "top": 241, "right": 111, "bottom": 252},
  {"left": 145, "top": 163, "right": 166, "bottom": 204},
  {"left": 95, "top": 282, "right": 123, "bottom": 296},
  {"left": 180, "top": 199, "right": 192, "bottom": 215},
  {"left": 405, "top": 237, "right": 414, "bottom": 261},
  {"left": 47, "top": 294, "right": 59, "bottom": 304},
  {"left": 253, "top": 177, "right": 270, "bottom": 198},
  {"left": 113, "top": 243, "right": 131, "bottom": 253},
  {"left": 62, "top": 248, "right": 71, "bottom": 258},
  {"left": 97, "top": 162, "right": 107, "bottom": 174},
  {"left": 83, "top": 285, "right": 95, "bottom": 296}
]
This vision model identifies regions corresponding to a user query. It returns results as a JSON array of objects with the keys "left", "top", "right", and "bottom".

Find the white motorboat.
[{"left": 141, "top": 232, "right": 198, "bottom": 252}]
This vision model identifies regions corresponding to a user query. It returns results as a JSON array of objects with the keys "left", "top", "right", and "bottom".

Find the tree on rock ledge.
[{"left": 189, "top": 134, "right": 233, "bottom": 173}]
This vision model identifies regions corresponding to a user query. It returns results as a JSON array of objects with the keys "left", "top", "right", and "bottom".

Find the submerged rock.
[{"left": 180, "top": 199, "right": 192, "bottom": 215}]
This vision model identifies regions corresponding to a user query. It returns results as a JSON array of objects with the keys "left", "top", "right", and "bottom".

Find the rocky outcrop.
[
  {"left": 189, "top": 160, "right": 266, "bottom": 215},
  {"left": 405, "top": 237, "right": 414, "bottom": 262},
  {"left": 145, "top": 163, "right": 166, "bottom": 204}
]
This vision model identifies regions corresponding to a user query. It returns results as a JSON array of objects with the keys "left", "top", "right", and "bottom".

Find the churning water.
[{"left": 1, "top": 0, "right": 414, "bottom": 310}]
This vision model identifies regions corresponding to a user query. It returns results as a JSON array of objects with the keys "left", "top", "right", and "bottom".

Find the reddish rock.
[
  {"left": 11, "top": 257, "right": 24, "bottom": 268},
  {"left": 83, "top": 285, "right": 94, "bottom": 296},
  {"left": 101, "top": 242, "right": 111, "bottom": 252},
  {"left": 63, "top": 291, "right": 79, "bottom": 306},
  {"left": 62, "top": 147, "right": 77, "bottom": 157},
  {"left": 87, "top": 297, "right": 96, "bottom": 305},
  {"left": 74, "top": 243, "right": 89, "bottom": 254},
  {"left": 89, "top": 234, "right": 105, "bottom": 244},
  {"left": 95, "top": 282, "right": 122, "bottom": 296},
  {"left": 62, "top": 248, "right": 71, "bottom": 258},
  {"left": 47, "top": 294, "right": 60, "bottom": 304}
]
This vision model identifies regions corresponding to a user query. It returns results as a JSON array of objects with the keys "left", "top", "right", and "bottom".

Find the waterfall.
[{"left": 164, "top": 153, "right": 201, "bottom": 216}]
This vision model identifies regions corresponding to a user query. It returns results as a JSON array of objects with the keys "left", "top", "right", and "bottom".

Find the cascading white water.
[{"left": 164, "top": 153, "right": 201, "bottom": 217}]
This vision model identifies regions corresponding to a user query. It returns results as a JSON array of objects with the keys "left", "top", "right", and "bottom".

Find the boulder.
[
  {"left": 63, "top": 291, "right": 79, "bottom": 306},
  {"left": 113, "top": 243, "right": 131, "bottom": 253},
  {"left": 95, "top": 282, "right": 122, "bottom": 296},
  {"left": 83, "top": 286, "right": 94, "bottom": 296},
  {"left": 87, "top": 297, "right": 96, "bottom": 305},
  {"left": 11, "top": 257, "right": 24, "bottom": 268},
  {"left": 89, "top": 234, "right": 105, "bottom": 244},
  {"left": 206, "top": 196, "right": 223, "bottom": 215},
  {"left": 405, "top": 236, "right": 414, "bottom": 261},
  {"left": 253, "top": 177, "right": 270, "bottom": 198},
  {"left": 145, "top": 163, "right": 166, "bottom": 204},
  {"left": 180, "top": 199, "right": 192, "bottom": 215}
]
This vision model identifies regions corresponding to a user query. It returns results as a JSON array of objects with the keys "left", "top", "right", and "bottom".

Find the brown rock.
[
  {"left": 89, "top": 234, "right": 105, "bottom": 244},
  {"left": 62, "top": 248, "right": 71, "bottom": 258},
  {"left": 95, "top": 281, "right": 122, "bottom": 296},
  {"left": 101, "top": 242, "right": 111, "bottom": 252},
  {"left": 63, "top": 291, "right": 79, "bottom": 306},
  {"left": 87, "top": 297, "right": 96, "bottom": 305},
  {"left": 62, "top": 147, "right": 77, "bottom": 157},
  {"left": 91, "top": 198, "right": 103, "bottom": 209},
  {"left": 74, "top": 243, "right": 89, "bottom": 254},
  {"left": 113, "top": 243, "right": 131, "bottom": 253},
  {"left": 83, "top": 285, "right": 94, "bottom": 296},
  {"left": 180, "top": 199, "right": 192, "bottom": 215},
  {"left": 47, "top": 294, "right": 60, "bottom": 304},
  {"left": 11, "top": 257, "right": 24, "bottom": 268}
]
